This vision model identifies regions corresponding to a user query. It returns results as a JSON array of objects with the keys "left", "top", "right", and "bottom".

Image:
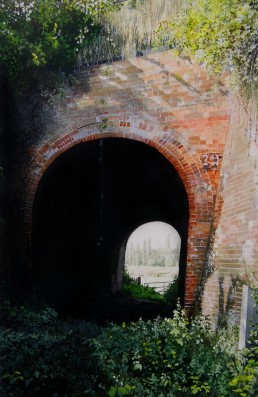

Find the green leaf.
[
  {"left": 108, "top": 386, "right": 118, "bottom": 397},
  {"left": 34, "top": 370, "right": 40, "bottom": 379},
  {"left": 133, "top": 362, "right": 142, "bottom": 371}
]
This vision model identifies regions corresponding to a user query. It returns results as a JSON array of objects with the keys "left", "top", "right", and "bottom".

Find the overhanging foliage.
[
  {"left": 157, "top": 0, "right": 258, "bottom": 95},
  {"left": 0, "top": 0, "right": 117, "bottom": 85}
]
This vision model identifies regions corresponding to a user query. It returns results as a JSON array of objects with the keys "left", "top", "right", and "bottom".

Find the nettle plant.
[
  {"left": 92, "top": 307, "right": 248, "bottom": 397},
  {"left": 0, "top": 0, "right": 118, "bottom": 85}
]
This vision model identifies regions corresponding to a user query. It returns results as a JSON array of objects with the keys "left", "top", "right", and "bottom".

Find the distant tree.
[
  {"left": 128, "top": 243, "right": 133, "bottom": 266},
  {"left": 147, "top": 238, "right": 152, "bottom": 256},
  {"left": 143, "top": 240, "right": 147, "bottom": 266},
  {"left": 136, "top": 243, "right": 143, "bottom": 266}
]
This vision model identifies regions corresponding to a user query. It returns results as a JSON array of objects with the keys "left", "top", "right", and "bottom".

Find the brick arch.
[{"left": 25, "top": 117, "right": 214, "bottom": 311}]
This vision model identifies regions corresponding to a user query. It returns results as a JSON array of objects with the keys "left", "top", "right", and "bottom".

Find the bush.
[
  {"left": 0, "top": 302, "right": 101, "bottom": 396},
  {"left": 92, "top": 307, "right": 245, "bottom": 397}
]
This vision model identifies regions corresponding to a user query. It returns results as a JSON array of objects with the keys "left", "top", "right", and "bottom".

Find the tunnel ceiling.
[{"left": 32, "top": 138, "right": 189, "bottom": 315}]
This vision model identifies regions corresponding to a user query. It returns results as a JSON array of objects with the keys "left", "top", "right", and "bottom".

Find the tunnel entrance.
[{"left": 32, "top": 138, "right": 189, "bottom": 319}]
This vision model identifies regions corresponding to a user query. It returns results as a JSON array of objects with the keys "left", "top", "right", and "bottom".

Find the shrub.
[
  {"left": 91, "top": 307, "right": 244, "bottom": 397},
  {"left": 0, "top": 302, "right": 101, "bottom": 396}
]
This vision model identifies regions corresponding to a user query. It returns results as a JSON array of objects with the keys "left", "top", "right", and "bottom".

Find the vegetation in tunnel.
[{"left": 122, "top": 270, "right": 178, "bottom": 307}]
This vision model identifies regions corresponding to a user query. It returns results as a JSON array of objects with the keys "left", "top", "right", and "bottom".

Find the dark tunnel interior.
[{"left": 32, "top": 138, "right": 189, "bottom": 319}]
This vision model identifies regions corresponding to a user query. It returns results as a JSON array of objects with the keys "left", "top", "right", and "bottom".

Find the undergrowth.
[
  {"left": 0, "top": 302, "right": 102, "bottom": 396},
  {"left": 0, "top": 300, "right": 257, "bottom": 396},
  {"left": 122, "top": 271, "right": 178, "bottom": 306},
  {"left": 92, "top": 307, "right": 258, "bottom": 397}
]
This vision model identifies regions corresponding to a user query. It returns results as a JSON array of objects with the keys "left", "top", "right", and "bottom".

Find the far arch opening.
[
  {"left": 125, "top": 221, "right": 181, "bottom": 289},
  {"left": 31, "top": 137, "right": 189, "bottom": 320}
]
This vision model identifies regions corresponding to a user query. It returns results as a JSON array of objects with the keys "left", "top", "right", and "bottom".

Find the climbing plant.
[
  {"left": 157, "top": 0, "right": 258, "bottom": 95},
  {"left": 0, "top": 0, "right": 118, "bottom": 86}
]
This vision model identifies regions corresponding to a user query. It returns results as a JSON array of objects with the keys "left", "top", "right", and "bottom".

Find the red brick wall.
[
  {"left": 21, "top": 50, "right": 232, "bottom": 313},
  {"left": 202, "top": 95, "right": 258, "bottom": 324}
]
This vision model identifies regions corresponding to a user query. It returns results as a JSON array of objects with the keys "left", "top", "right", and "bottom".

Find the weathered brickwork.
[
  {"left": 202, "top": 96, "right": 258, "bottom": 323},
  {"left": 14, "top": 50, "right": 237, "bottom": 313}
]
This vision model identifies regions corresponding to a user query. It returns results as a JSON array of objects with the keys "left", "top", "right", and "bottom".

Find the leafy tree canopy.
[
  {"left": 0, "top": 0, "right": 118, "bottom": 85},
  {"left": 157, "top": 0, "right": 258, "bottom": 94}
]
